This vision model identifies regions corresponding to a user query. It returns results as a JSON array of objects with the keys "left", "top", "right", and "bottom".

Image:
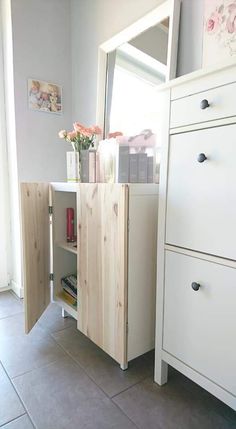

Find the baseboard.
[
  {"left": 10, "top": 280, "right": 24, "bottom": 299},
  {"left": 0, "top": 286, "right": 11, "bottom": 292}
]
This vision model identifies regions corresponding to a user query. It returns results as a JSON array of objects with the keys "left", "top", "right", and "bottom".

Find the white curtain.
[{"left": 0, "top": 16, "right": 10, "bottom": 288}]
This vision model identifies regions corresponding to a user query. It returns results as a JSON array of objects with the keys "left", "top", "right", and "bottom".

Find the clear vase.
[{"left": 66, "top": 151, "right": 81, "bottom": 182}]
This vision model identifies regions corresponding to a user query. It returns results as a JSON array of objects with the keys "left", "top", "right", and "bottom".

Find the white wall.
[
  {"left": 1, "top": 0, "right": 22, "bottom": 296},
  {"left": 71, "top": 0, "right": 204, "bottom": 123},
  {"left": 2, "top": 0, "right": 73, "bottom": 296},
  {"left": 177, "top": 0, "right": 204, "bottom": 76},
  {"left": 11, "top": 0, "right": 72, "bottom": 182},
  {"left": 0, "top": 6, "right": 11, "bottom": 289}
]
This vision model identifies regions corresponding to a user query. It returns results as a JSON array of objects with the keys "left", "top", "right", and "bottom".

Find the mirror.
[
  {"left": 97, "top": 0, "right": 181, "bottom": 140},
  {"left": 105, "top": 19, "right": 169, "bottom": 137}
]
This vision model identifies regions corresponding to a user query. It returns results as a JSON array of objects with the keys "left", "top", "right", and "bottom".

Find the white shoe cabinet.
[{"left": 155, "top": 61, "right": 236, "bottom": 410}]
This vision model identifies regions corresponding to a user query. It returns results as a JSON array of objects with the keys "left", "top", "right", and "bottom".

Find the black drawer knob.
[
  {"left": 197, "top": 153, "right": 207, "bottom": 163},
  {"left": 191, "top": 282, "right": 200, "bottom": 291},
  {"left": 200, "top": 99, "right": 210, "bottom": 109}
]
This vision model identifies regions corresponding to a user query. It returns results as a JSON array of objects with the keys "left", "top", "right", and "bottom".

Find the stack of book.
[
  {"left": 60, "top": 274, "right": 77, "bottom": 308},
  {"left": 81, "top": 138, "right": 156, "bottom": 184},
  {"left": 118, "top": 147, "right": 154, "bottom": 183},
  {"left": 80, "top": 149, "right": 97, "bottom": 183},
  {"left": 98, "top": 141, "right": 155, "bottom": 184}
]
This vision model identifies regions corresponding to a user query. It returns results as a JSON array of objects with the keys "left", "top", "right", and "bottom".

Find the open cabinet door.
[
  {"left": 21, "top": 183, "right": 50, "bottom": 333},
  {"left": 78, "top": 184, "right": 129, "bottom": 368}
]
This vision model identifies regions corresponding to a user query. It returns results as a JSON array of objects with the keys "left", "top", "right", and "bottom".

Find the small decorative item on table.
[{"left": 58, "top": 123, "right": 102, "bottom": 182}]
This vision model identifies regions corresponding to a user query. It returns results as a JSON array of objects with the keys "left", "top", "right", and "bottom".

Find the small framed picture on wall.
[
  {"left": 28, "top": 79, "right": 62, "bottom": 114},
  {"left": 203, "top": 0, "right": 236, "bottom": 68}
]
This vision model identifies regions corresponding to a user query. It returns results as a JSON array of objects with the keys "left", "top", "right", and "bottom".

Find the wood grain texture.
[
  {"left": 78, "top": 184, "right": 128, "bottom": 367},
  {"left": 21, "top": 183, "right": 50, "bottom": 333}
]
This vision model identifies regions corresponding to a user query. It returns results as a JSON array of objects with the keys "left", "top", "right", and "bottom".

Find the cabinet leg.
[
  {"left": 155, "top": 357, "right": 168, "bottom": 386},
  {"left": 120, "top": 362, "right": 128, "bottom": 371},
  {"left": 61, "top": 308, "right": 68, "bottom": 318}
]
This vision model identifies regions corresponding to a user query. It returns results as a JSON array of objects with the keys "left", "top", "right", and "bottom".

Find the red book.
[{"left": 67, "top": 208, "right": 75, "bottom": 242}]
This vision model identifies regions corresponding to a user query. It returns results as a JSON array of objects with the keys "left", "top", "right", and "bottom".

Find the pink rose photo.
[{"left": 203, "top": 0, "right": 236, "bottom": 67}]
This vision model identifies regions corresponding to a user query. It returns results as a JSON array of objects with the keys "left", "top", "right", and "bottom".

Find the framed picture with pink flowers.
[{"left": 203, "top": 0, "right": 236, "bottom": 68}]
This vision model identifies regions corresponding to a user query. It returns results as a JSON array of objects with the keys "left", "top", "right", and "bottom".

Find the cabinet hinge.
[
  {"left": 49, "top": 273, "right": 54, "bottom": 281},
  {"left": 49, "top": 205, "right": 53, "bottom": 214},
  {"left": 126, "top": 322, "right": 129, "bottom": 334}
]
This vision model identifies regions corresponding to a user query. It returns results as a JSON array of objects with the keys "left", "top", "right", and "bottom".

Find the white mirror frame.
[{"left": 96, "top": 0, "right": 181, "bottom": 135}]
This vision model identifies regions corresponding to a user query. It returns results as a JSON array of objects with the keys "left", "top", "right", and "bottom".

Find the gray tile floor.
[{"left": 0, "top": 291, "right": 235, "bottom": 429}]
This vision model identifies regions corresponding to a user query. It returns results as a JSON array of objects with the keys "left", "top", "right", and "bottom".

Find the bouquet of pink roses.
[{"left": 58, "top": 122, "right": 102, "bottom": 152}]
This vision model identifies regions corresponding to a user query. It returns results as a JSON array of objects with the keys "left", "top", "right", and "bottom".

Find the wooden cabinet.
[
  {"left": 155, "top": 63, "right": 236, "bottom": 411},
  {"left": 78, "top": 184, "right": 128, "bottom": 366},
  {"left": 21, "top": 182, "right": 158, "bottom": 369}
]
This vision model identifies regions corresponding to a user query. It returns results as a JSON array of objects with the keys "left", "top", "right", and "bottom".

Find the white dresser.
[{"left": 155, "top": 60, "right": 236, "bottom": 411}]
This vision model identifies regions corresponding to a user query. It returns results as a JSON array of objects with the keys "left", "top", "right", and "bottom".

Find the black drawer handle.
[
  {"left": 200, "top": 99, "right": 210, "bottom": 110},
  {"left": 191, "top": 282, "right": 200, "bottom": 291},
  {"left": 197, "top": 153, "right": 207, "bottom": 163}
]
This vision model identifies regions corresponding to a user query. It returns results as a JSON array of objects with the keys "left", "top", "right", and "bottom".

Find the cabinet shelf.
[
  {"left": 55, "top": 293, "right": 77, "bottom": 320},
  {"left": 57, "top": 241, "right": 78, "bottom": 255}
]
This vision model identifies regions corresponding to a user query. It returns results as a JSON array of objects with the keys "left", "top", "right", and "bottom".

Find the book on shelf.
[
  {"left": 67, "top": 152, "right": 80, "bottom": 182},
  {"left": 138, "top": 153, "right": 148, "bottom": 183},
  {"left": 89, "top": 150, "right": 96, "bottom": 183},
  {"left": 117, "top": 146, "right": 129, "bottom": 183},
  {"left": 60, "top": 274, "right": 77, "bottom": 307},
  {"left": 58, "top": 290, "right": 77, "bottom": 308},
  {"left": 96, "top": 151, "right": 100, "bottom": 182},
  {"left": 129, "top": 153, "right": 138, "bottom": 183},
  {"left": 80, "top": 150, "right": 89, "bottom": 183},
  {"left": 147, "top": 156, "right": 154, "bottom": 183}
]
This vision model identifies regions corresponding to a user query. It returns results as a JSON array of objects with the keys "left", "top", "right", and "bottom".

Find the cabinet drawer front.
[
  {"left": 170, "top": 82, "right": 236, "bottom": 128},
  {"left": 163, "top": 251, "right": 236, "bottom": 396},
  {"left": 166, "top": 124, "right": 236, "bottom": 260}
]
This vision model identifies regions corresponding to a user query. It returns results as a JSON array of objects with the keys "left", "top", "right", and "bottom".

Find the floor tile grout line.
[
  {"left": 0, "top": 363, "right": 36, "bottom": 428},
  {"left": 110, "top": 375, "right": 151, "bottom": 400},
  {"left": 49, "top": 335, "right": 113, "bottom": 399},
  {"left": 0, "top": 413, "right": 26, "bottom": 428},
  {"left": 0, "top": 311, "right": 24, "bottom": 321},
  {"left": 0, "top": 307, "right": 147, "bottom": 428},
  {"left": 49, "top": 333, "right": 148, "bottom": 429},
  {"left": 9, "top": 337, "right": 139, "bottom": 429},
  {"left": 110, "top": 399, "right": 140, "bottom": 429},
  {"left": 11, "top": 356, "right": 68, "bottom": 381},
  {"left": 50, "top": 329, "right": 154, "bottom": 400},
  {"left": 38, "top": 321, "right": 76, "bottom": 335}
]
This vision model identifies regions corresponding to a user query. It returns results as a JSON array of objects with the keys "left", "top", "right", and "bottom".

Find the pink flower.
[
  {"left": 90, "top": 125, "right": 102, "bottom": 135},
  {"left": 226, "top": 3, "right": 236, "bottom": 33},
  {"left": 80, "top": 127, "right": 92, "bottom": 137},
  {"left": 73, "top": 122, "right": 84, "bottom": 132},
  {"left": 206, "top": 10, "right": 222, "bottom": 34},
  {"left": 58, "top": 129, "right": 67, "bottom": 139},
  {"left": 108, "top": 131, "right": 123, "bottom": 138},
  {"left": 67, "top": 131, "right": 77, "bottom": 141},
  {"left": 73, "top": 122, "right": 102, "bottom": 136}
]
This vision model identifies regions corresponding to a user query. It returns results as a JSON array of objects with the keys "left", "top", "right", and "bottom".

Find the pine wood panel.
[
  {"left": 21, "top": 183, "right": 50, "bottom": 333},
  {"left": 78, "top": 183, "right": 128, "bottom": 367}
]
